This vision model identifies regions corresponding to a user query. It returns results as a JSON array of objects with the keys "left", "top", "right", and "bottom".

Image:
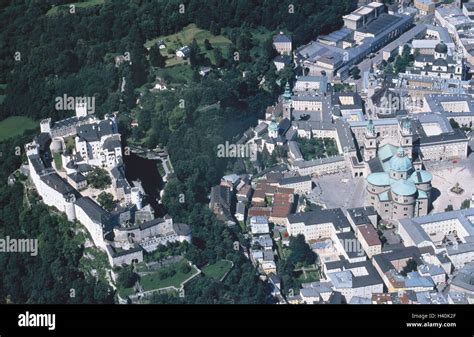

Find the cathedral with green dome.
[{"left": 365, "top": 119, "right": 433, "bottom": 221}]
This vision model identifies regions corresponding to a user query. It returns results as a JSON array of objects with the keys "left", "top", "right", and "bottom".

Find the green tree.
[
  {"left": 461, "top": 199, "right": 471, "bottom": 209},
  {"left": 288, "top": 234, "right": 317, "bottom": 267},
  {"left": 393, "top": 45, "right": 413, "bottom": 74},
  {"left": 179, "top": 262, "right": 192, "bottom": 274},
  {"left": 213, "top": 48, "right": 223, "bottom": 67},
  {"left": 400, "top": 258, "right": 418, "bottom": 276},
  {"left": 450, "top": 118, "right": 460, "bottom": 129},
  {"left": 349, "top": 66, "right": 361, "bottom": 79},
  {"left": 117, "top": 268, "right": 138, "bottom": 288},
  {"left": 204, "top": 39, "right": 212, "bottom": 50},
  {"left": 189, "top": 38, "right": 201, "bottom": 68},
  {"left": 209, "top": 21, "right": 221, "bottom": 36},
  {"left": 87, "top": 168, "right": 111, "bottom": 189},
  {"left": 97, "top": 192, "right": 115, "bottom": 212},
  {"left": 445, "top": 204, "right": 454, "bottom": 212},
  {"left": 149, "top": 44, "right": 166, "bottom": 68}
]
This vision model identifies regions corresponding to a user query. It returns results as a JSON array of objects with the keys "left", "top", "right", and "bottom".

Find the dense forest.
[{"left": 0, "top": 0, "right": 356, "bottom": 303}]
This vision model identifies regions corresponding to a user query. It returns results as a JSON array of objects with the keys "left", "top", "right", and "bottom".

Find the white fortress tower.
[
  {"left": 131, "top": 187, "right": 142, "bottom": 210},
  {"left": 40, "top": 118, "right": 52, "bottom": 134},
  {"left": 25, "top": 141, "right": 39, "bottom": 156},
  {"left": 65, "top": 194, "right": 77, "bottom": 221},
  {"left": 75, "top": 101, "right": 88, "bottom": 118}
]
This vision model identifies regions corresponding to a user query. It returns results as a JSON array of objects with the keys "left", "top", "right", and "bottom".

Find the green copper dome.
[
  {"left": 410, "top": 170, "right": 432, "bottom": 184},
  {"left": 391, "top": 180, "right": 417, "bottom": 196},
  {"left": 367, "top": 119, "right": 375, "bottom": 135},
  {"left": 389, "top": 147, "right": 413, "bottom": 172},
  {"left": 268, "top": 116, "right": 278, "bottom": 131},
  {"left": 367, "top": 172, "right": 390, "bottom": 187},
  {"left": 435, "top": 41, "right": 448, "bottom": 54}
]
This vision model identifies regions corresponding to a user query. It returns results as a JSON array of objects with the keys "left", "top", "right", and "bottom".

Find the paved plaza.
[
  {"left": 308, "top": 172, "right": 367, "bottom": 210},
  {"left": 426, "top": 155, "right": 474, "bottom": 212}
]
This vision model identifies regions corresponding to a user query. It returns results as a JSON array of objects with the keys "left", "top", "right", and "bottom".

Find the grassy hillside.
[
  {"left": 46, "top": 0, "right": 105, "bottom": 16},
  {"left": 0, "top": 116, "right": 37, "bottom": 142},
  {"left": 145, "top": 24, "right": 232, "bottom": 67}
]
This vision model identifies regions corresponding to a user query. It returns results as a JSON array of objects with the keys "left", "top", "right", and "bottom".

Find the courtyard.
[{"left": 425, "top": 155, "right": 474, "bottom": 213}]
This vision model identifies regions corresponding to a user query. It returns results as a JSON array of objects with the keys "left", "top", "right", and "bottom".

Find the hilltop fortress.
[{"left": 25, "top": 104, "right": 190, "bottom": 266}]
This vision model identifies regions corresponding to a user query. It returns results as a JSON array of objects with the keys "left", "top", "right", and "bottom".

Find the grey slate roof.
[
  {"left": 102, "top": 135, "right": 121, "bottom": 151},
  {"left": 292, "top": 155, "right": 345, "bottom": 168},
  {"left": 287, "top": 208, "right": 351, "bottom": 231},
  {"left": 29, "top": 154, "right": 46, "bottom": 174},
  {"left": 173, "top": 222, "right": 192, "bottom": 236},
  {"left": 40, "top": 173, "right": 78, "bottom": 196},
  {"left": 451, "top": 262, "right": 474, "bottom": 293},
  {"left": 273, "top": 33, "right": 291, "bottom": 43},
  {"left": 75, "top": 196, "right": 111, "bottom": 226},
  {"left": 346, "top": 207, "right": 377, "bottom": 226},
  {"left": 279, "top": 175, "right": 312, "bottom": 185},
  {"left": 67, "top": 172, "right": 86, "bottom": 183},
  {"left": 77, "top": 120, "right": 114, "bottom": 142},
  {"left": 325, "top": 258, "right": 383, "bottom": 288},
  {"left": 373, "top": 246, "right": 423, "bottom": 274}
]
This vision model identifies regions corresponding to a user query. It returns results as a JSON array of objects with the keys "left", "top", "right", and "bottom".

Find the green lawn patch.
[
  {"left": 145, "top": 24, "right": 231, "bottom": 67},
  {"left": 53, "top": 152, "right": 63, "bottom": 171},
  {"left": 152, "top": 64, "right": 193, "bottom": 85},
  {"left": 202, "top": 260, "right": 233, "bottom": 280},
  {"left": 238, "top": 221, "right": 246, "bottom": 232},
  {"left": 0, "top": 116, "right": 37, "bottom": 142},
  {"left": 140, "top": 262, "right": 198, "bottom": 291},
  {"left": 117, "top": 286, "right": 135, "bottom": 298},
  {"left": 46, "top": 0, "right": 105, "bottom": 16}
]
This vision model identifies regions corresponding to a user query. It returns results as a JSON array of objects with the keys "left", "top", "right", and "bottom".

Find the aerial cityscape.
[{"left": 2, "top": 0, "right": 474, "bottom": 313}]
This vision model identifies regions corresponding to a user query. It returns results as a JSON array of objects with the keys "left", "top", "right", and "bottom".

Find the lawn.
[
  {"left": 117, "top": 286, "right": 135, "bottom": 298},
  {"left": 0, "top": 116, "right": 37, "bottom": 142},
  {"left": 46, "top": 0, "right": 105, "bottom": 16},
  {"left": 152, "top": 64, "right": 193, "bottom": 85},
  {"left": 140, "top": 263, "right": 198, "bottom": 291},
  {"left": 53, "top": 152, "right": 63, "bottom": 171},
  {"left": 202, "top": 260, "right": 233, "bottom": 280},
  {"left": 145, "top": 24, "right": 232, "bottom": 67},
  {"left": 238, "top": 220, "right": 246, "bottom": 232}
]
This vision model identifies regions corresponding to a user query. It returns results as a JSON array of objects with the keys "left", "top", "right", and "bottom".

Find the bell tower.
[
  {"left": 398, "top": 117, "right": 413, "bottom": 158},
  {"left": 364, "top": 119, "right": 377, "bottom": 162},
  {"left": 282, "top": 82, "right": 293, "bottom": 120}
]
